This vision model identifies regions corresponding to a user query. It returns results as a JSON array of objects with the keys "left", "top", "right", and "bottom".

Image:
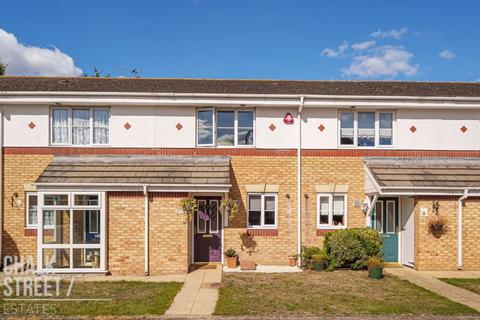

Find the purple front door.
[{"left": 194, "top": 198, "right": 222, "bottom": 262}]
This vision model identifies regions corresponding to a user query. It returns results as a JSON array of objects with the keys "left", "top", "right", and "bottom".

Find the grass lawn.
[
  {"left": 1, "top": 280, "right": 182, "bottom": 316},
  {"left": 216, "top": 271, "right": 478, "bottom": 316},
  {"left": 440, "top": 278, "right": 480, "bottom": 295}
]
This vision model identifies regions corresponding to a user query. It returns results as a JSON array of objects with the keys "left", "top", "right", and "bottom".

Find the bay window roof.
[
  {"left": 34, "top": 156, "right": 231, "bottom": 192},
  {"left": 365, "top": 157, "right": 480, "bottom": 195}
]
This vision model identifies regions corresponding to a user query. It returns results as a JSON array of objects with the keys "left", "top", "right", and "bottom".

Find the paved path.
[
  {"left": 165, "top": 265, "right": 222, "bottom": 315},
  {"left": 385, "top": 267, "right": 480, "bottom": 312}
]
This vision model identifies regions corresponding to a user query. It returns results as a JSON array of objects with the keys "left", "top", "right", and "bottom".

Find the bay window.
[
  {"left": 339, "top": 111, "right": 394, "bottom": 147},
  {"left": 37, "top": 192, "right": 105, "bottom": 272},
  {"left": 196, "top": 108, "right": 255, "bottom": 147},
  {"left": 248, "top": 194, "right": 277, "bottom": 228},
  {"left": 51, "top": 108, "right": 110, "bottom": 146},
  {"left": 317, "top": 193, "right": 347, "bottom": 228}
]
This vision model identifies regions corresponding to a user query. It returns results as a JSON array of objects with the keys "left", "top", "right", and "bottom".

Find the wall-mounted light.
[{"left": 10, "top": 192, "right": 22, "bottom": 208}]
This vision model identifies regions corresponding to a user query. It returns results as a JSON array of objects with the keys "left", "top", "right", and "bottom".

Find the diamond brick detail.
[
  {"left": 124, "top": 122, "right": 131, "bottom": 130},
  {"left": 461, "top": 126, "right": 468, "bottom": 133},
  {"left": 410, "top": 126, "right": 417, "bottom": 133},
  {"left": 318, "top": 124, "right": 325, "bottom": 132},
  {"left": 269, "top": 124, "right": 276, "bottom": 131},
  {"left": 176, "top": 123, "right": 183, "bottom": 131},
  {"left": 28, "top": 122, "right": 36, "bottom": 129}
]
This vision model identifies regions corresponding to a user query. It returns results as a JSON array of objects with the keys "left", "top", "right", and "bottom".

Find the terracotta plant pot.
[
  {"left": 288, "top": 258, "right": 297, "bottom": 267},
  {"left": 225, "top": 256, "right": 237, "bottom": 268}
]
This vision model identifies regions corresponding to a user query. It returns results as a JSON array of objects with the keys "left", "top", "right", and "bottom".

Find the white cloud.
[
  {"left": 439, "top": 49, "right": 455, "bottom": 60},
  {"left": 370, "top": 27, "right": 408, "bottom": 39},
  {"left": 321, "top": 41, "right": 349, "bottom": 58},
  {"left": 343, "top": 45, "right": 419, "bottom": 78},
  {"left": 351, "top": 40, "right": 376, "bottom": 51},
  {"left": 0, "top": 28, "right": 82, "bottom": 76}
]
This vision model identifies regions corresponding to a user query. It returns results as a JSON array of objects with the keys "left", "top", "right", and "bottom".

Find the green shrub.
[
  {"left": 323, "top": 228, "right": 382, "bottom": 270},
  {"left": 301, "top": 246, "right": 323, "bottom": 269}
]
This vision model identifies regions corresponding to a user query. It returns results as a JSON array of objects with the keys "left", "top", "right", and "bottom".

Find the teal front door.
[{"left": 373, "top": 198, "right": 399, "bottom": 262}]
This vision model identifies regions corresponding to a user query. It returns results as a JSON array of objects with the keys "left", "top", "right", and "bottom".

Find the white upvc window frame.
[
  {"left": 196, "top": 108, "right": 255, "bottom": 148},
  {"left": 338, "top": 110, "right": 395, "bottom": 148},
  {"left": 316, "top": 193, "right": 348, "bottom": 229},
  {"left": 36, "top": 191, "right": 106, "bottom": 273},
  {"left": 25, "top": 192, "right": 38, "bottom": 228},
  {"left": 50, "top": 107, "right": 110, "bottom": 147},
  {"left": 247, "top": 193, "right": 278, "bottom": 229}
]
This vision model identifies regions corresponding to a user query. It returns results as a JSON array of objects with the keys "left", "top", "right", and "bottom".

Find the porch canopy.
[
  {"left": 365, "top": 157, "right": 480, "bottom": 196},
  {"left": 34, "top": 155, "right": 231, "bottom": 192}
]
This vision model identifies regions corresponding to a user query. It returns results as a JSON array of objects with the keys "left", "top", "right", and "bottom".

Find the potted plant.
[
  {"left": 179, "top": 198, "right": 198, "bottom": 223},
  {"left": 220, "top": 199, "right": 239, "bottom": 220},
  {"left": 367, "top": 256, "right": 384, "bottom": 279},
  {"left": 288, "top": 254, "right": 298, "bottom": 267},
  {"left": 428, "top": 215, "right": 448, "bottom": 238},
  {"left": 311, "top": 252, "right": 328, "bottom": 271},
  {"left": 224, "top": 248, "right": 238, "bottom": 268}
]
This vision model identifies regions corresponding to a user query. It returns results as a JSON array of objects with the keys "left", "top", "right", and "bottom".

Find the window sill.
[
  {"left": 50, "top": 145, "right": 111, "bottom": 148},
  {"left": 246, "top": 229, "right": 278, "bottom": 237}
]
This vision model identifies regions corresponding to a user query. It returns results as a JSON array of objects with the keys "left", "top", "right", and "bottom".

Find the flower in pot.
[
  {"left": 224, "top": 248, "right": 238, "bottom": 268},
  {"left": 428, "top": 215, "right": 448, "bottom": 238},
  {"left": 367, "top": 256, "right": 384, "bottom": 279},
  {"left": 311, "top": 252, "right": 328, "bottom": 271},
  {"left": 288, "top": 254, "right": 298, "bottom": 267}
]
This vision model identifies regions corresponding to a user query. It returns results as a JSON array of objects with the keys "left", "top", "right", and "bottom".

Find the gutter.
[
  {"left": 2, "top": 92, "right": 480, "bottom": 109},
  {"left": 458, "top": 189, "right": 468, "bottom": 270},
  {"left": 297, "top": 96, "right": 304, "bottom": 267},
  {"left": 143, "top": 185, "right": 149, "bottom": 275}
]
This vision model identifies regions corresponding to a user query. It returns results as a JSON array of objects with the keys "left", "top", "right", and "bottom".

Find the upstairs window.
[
  {"left": 197, "top": 109, "right": 254, "bottom": 147},
  {"left": 51, "top": 108, "right": 110, "bottom": 146},
  {"left": 339, "top": 111, "right": 394, "bottom": 147}
]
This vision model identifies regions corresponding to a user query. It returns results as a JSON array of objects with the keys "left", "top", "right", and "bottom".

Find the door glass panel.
[
  {"left": 375, "top": 201, "right": 383, "bottom": 232},
  {"left": 197, "top": 200, "right": 207, "bottom": 233},
  {"left": 209, "top": 200, "right": 219, "bottom": 233},
  {"left": 387, "top": 201, "right": 395, "bottom": 233}
]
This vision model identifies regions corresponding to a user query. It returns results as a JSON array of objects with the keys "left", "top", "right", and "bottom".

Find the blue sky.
[{"left": 1, "top": 0, "right": 479, "bottom": 81}]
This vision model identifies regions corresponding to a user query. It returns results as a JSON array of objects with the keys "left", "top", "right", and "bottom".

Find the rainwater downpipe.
[
  {"left": 458, "top": 189, "right": 468, "bottom": 270},
  {"left": 297, "top": 97, "right": 304, "bottom": 266},
  {"left": 143, "top": 185, "right": 149, "bottom": 275}
]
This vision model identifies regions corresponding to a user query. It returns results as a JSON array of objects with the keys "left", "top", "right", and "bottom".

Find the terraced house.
[{"left": 1, "top": 77, "right": 479, "bottom": 275}]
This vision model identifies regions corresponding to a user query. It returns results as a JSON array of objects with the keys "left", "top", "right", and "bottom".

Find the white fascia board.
[
  {"left": 2, "top": 92, "right": 480, "bottom": 109},
  {"left": 35, "top": 183, "right": 231, "bottom": 193}
]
